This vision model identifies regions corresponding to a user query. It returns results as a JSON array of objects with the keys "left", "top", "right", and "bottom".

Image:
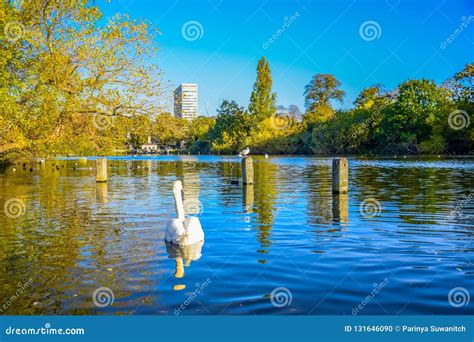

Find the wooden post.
[
  {"left": 96, "top": 158, "right": 107, "bottom": 183},
  {"left": 332, "top": 158, "right": 348, "bottom": 193},
  {"left": 242, "top": 156, "right": 254, "bottom": 185}
]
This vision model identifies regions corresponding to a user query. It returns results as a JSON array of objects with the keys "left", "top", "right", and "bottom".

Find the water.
[{"left": 0, "top": 156, "right": 473, "bottom": 315}]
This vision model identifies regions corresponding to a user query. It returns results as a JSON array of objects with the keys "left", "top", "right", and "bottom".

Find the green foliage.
[
  {"left": 0, "top": 0, "right": 471, "bottom": 161},
  {"left": 304, "top": 74, "right": 345, "bottom": 124},
  {"left": 248, "top": 56, "right": 277, "bottom": 121},
  {"left": 304, "top": 74, "right": 473, "bottom": 155},
  {"left": 211, "top": 100, "right": 252, "bottom": 153},
  {"left": 1, "top": 0, "right": 161, "bottom": 159},
  {"left": 378, "top": 79, "right": 451, "bottom": 151},
  {"left": 354, "top": 85, "right": 383, "bottom": 109}
]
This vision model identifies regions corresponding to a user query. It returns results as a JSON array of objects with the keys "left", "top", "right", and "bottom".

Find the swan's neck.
[{"left": 173, "top": 186, "right": 185, "bottom": 220}]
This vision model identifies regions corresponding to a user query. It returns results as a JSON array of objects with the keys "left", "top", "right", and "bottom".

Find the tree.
[
  {"left": 152, "top": 113, "right": 187, "bottom": 147},
  {"left": 304, "top": 74, "right": 345, "bottom": 123},
  {"left": 379, "top": 79, "right": 451, "bottom": 152},
  {"left": 212, "top": 100, "right": 251, "bottom": 152},
  {"left": 354, "top": 85, "right": 383, "bottom": 109},
  {"left": 248, "top": 57, "right": 277, "bottom": 121},
  {"left": 0, "top": 0, "right": 162, "bottom": 159},
  {"left": 450, "top": 62, "right": 473, "bottom": 103},
  {"left": 288, "top": 104, "right": 302, "bottom": 119}
]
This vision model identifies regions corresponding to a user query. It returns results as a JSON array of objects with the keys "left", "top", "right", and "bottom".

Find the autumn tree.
[{"left": 0, "top": 0, "right": 162, "bottom": 159}]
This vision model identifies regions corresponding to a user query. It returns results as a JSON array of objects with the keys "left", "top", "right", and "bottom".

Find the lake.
[{"left": 0, "top": 155, "right": 473, "bottom": 315}]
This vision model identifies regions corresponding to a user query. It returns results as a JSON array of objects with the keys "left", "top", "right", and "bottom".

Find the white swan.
[
  {"left": 165, "top": 180, "right": 204, "bottom": 245},
  {"left": 239, "top": 147, "right": 250, "bottom": 157}
]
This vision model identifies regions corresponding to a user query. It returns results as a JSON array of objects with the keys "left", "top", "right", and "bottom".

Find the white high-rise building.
[{"left": 174, "top": 83, "right": 198, "bottom": 120}]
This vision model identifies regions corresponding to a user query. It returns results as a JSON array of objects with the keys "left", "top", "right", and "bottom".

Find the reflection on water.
[
  {"left": 0, "top": 156, "right": 473, "bottom": 315},
  {"left": 166, "top": 241, "right": 204, "bottom": 291}
]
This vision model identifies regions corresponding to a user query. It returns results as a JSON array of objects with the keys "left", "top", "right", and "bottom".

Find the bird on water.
[{"left": 165, "top": 180, "right": 204, "bottom": 246}]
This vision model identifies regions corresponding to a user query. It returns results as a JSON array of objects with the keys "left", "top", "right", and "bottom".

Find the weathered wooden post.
[
  {"left": 242, "top": 156, "right": 254, "bottom": 185},
  {"left": 332, "top": 158, "right": 348, "bottom": 193},
  {"left": 96, "top": 158, "right": 107, "bottom": 183}
]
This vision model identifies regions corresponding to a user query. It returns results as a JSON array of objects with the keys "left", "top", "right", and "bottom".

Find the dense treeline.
[
  {"left": 208, "top": 58, "right": 473, "bottom": 155},
  {"left": 1, "top": 1, "right": 472, "bottom": 164}
]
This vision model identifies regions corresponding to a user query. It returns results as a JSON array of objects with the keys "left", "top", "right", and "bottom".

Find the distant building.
[
  {"left": 174, "top": 83, "right": 198, "bottom": 120},
  {"left": 141, "top": 136, "right": 158, "bottom": 154}
]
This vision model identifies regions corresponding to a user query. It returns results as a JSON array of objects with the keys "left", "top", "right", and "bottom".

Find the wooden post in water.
[
  {"left": 242, "top": 156, "right": 254, "bottom": 185},
  {"left": 96, "top": 158, "right": 107, "bottom": 183},
  {"left": 332, "top": 158, "right": 348, "bottom": 193}
]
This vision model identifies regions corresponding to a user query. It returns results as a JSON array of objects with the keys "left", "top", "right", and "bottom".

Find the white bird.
[
  {"left": 165, "top": 180, "right": 204, "bottom": 246},
  {"left": 264, "top": 153, "right": 268, "bottom": 159},
  {"left": 239, "top": 147, "right": 250, "bottom": 157},
  {"left": 12, "top": 167, "right": 16, "bottom": 172}
]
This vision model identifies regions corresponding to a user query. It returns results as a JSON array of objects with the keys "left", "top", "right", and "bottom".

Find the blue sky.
[{"left": 101, "top": 0, "right": 473, "bottom": 115}]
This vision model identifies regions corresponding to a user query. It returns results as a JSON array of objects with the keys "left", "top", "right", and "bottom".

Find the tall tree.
[
  {"left": 248, "top": 57, "right": 277, "bottom": 121},
  {"left": 304, "top": 74, "right": 345, "bottom": 123}
]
